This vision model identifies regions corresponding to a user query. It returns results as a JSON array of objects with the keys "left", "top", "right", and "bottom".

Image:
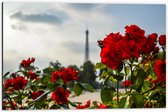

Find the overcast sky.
[{"left": 3, "top": 2, "right": 166, "bottom": 73}]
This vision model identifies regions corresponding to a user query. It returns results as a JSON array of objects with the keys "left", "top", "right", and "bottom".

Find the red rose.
[
  {"left": 98, "top": 103, "right": 108, "bottom": 109},
  {"left": 123, "top": 25, "right": 146, "bottom": 59},
  {"left": 20, "top": 58, "right": 35, "bottom": 67},
  {"left": 159, "top": 35, "right": 166, "bottom": 46},
  {"left": 100, "top": 33, "right": 123, "bottom": 70},
  {"left": 141, "top": 33, "right": 157, "bottom": 54},
  {"left": 51, "top": 71, "right": 60, "bottom": 82},
  {"left": 76, "top": 104, "right": 84, "bottom": 109},
  {"left": 51, "top": 67, "right": 79, "bottom": 84},
  {"left": 76, "top": 100, "right": 90, "bottom": 109},
  {"left": 4, "top": 79, "right": 13, "bottom": 89},
  {"left": 84, "top": 100, "right": 90, "bottom": 108},
  {"left": 125, "top": 25, "right": 145, "bottom": 41},
  {"left": 153, "top": 47, "right": 159, "bottom": 55},
  {"left": 154, "top": 60, "right": 166, "bottom": 82},
  {"left": 52, "top": 87, "right": 70, "bottom": 104},
  {"left": 122, "top": 80, "right": 132, "bottom": 87},
  {"left": 31, "top": 90, "right": 44, "bottom": 100},
  {"left": 28, "top": 71, "right": 38, "bottom": 80},
  {"left": 12, "top": 76, "right": 28, "bottom": 90}
]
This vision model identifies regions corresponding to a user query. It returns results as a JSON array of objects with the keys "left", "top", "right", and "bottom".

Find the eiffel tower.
[{"left": 84, "top": 29, "right": 89, "bottom": 62}]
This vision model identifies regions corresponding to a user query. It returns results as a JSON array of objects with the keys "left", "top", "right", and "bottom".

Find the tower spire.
[{"left": 85, "top": 28, "right": 89, "bottom": 62}]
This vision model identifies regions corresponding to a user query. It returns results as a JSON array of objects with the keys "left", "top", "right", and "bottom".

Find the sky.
[{"left": 3, "top": 2, "right": 166, "bottom": 73}]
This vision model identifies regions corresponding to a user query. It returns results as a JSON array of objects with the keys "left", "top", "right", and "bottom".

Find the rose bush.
[
  {"left": 96, "top": 24, "right": 166, "bottom": 108},
  {"left": 3, "top": 58, "right": 95, "bottom": 110},
  {"left": 3, "top": 24, "right": 166, "bottom": 109}
]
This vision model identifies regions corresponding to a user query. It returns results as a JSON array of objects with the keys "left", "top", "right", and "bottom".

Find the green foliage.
[
  {"left": 119, "top": 95, "right": 130, "bottom": 108},
  {"left": 81, "top": 83, "right": 94, "bottom": 92},
  {"left": 95, "top": 62, "right": 106, "bottom": 69},
  {"left": 131, "top": 91, "right": 144, "bottom": 108},
  {"left": 101, "top": 86, "right": 115, "bottom": 104},
  {"left": 73, "top": 82, "right": 83, "bottom": 96}
]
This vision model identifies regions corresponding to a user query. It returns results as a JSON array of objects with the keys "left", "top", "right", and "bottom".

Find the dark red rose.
[
  {"left": 52, "top": 87, "right": 70, "bottom": 104},
  {"left": 51, "top": 67, "right": 79, "bottom": 84},
  {"left": 12, "top": 102, "right": 17, "bottom": 107},
  {"left": 76, "top": 100, "right": 90, "bottom": 109},
  {"left": 100, "top": 33, "right": 123, "bottom": 70},
  {"left": 141, "top": 33, "right": 157, "bottom": 54},
  {"left": 4, "top": 79, "right": 13, "bottom": 89},
  {"left": 84, "top": 100, "right": 90, "bottom": 108},
  {"left": 76, "top": 104, "right": 84, "bottom": 109},
  {"left": 20, "top": 58, "right": 35, "bottom": 67},
  {"left": 153, "top": 47, "right": 159, "bottom": 55},
  {"left": 28, "top": 71, "right": 38, "bottom": 80},
  {"left": 154, "top": 60, "right": 166, "bottom": 82},
  {"left": 125, "top": 24, "right": 145, "bottom": 41},
  {"left": 31, "top": 90, "right": 44, "bottom": 100},
  {"left": 51, "top": 71, "right": 60, "bottom": 82},
  {"left": 12, "top": 76, "right": 28, "bottom": 90},
  {"left": 98, "top": 103, "right": 108, "bottom": 109},
  {"left": 159, "top": 35, "right": 166, "bottom": 46},
  {"left": 122, "top": 80, "right": 132, "bottom": 87}
]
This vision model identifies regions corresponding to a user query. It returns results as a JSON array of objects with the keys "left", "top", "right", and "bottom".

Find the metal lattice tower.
[{"left": 85, "top": 29, "right": 89, "bottom": 62}]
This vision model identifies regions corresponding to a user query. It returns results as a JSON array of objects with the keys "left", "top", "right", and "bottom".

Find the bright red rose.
[
  {"left": 12, "top": 76, "right": 28, "bottom": 90},
  {"left": 52, "top": 87, "right": 70, "bottom": 104},
  {"left": 20, "top": 58, "right": 35, "bottom": 67},
  {"left": 4, "top": 79, "right": 13, "bottom": 89},
  {"left": 159, "top": 35, "right": 166, "bottom": 46},
  {"left": 125, "top": 24, "right": 145, "bottom": 41},
  {"left": 122, "top": 80, "right": 132, "bottom": 87},
  {"left": 153, "top": 47, "right": 159, "bottom": 55},
  {"left": 51, "top": 71, "right": 60, "bottom": 82},
  {"left": 98, "top": 103, "right": 108, "bottom": 109},
  {"left": 76, "top": 104, "right": 84, "bottom": 109},
  {"left": 31, "top": 90, "right": 44, "bottom": 100},
  {"left": 28, "top": 71, "right": 38, "bottom": 80},
  {"left": 51, "top": 67, "right": 79, "bottom": 84},
  {"left": 100, "top": 33, "right": 123, "bottom": 70},
  {"left": 84, "top": 100, "right": 90, "bottom": 108},
  {"left": 123, "top": 25, "right": 146, "bottom": 59},
  {"left": 76, "top": 100, "right": 90, "bottom": 109},
  {"left": 154, "top": 60, "right": 166, "bottom": 82},
  {"left": 141, "top": 33, "right": 157, "bottom": 54}
]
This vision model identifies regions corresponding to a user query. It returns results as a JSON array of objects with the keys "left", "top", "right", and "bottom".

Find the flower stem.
[{"left": 116, "top": 80, "right": 119, "bottom": 105}]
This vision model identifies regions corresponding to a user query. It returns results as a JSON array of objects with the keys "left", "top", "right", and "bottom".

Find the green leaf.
[
  {"left": 36, "top": 71, "right": 41, "bottom": 73},
  {"left": 101, "top": 87, "right": 115, "bottom": 104},
  {"left": 113, "top": 75, "right": 123, "bottom": 81},
  {"left": 133, "top": 68, "right": 147, "bottom": 92},
  {"left": 73, "top": 83, "right": 83, "bottom": 96},
  {"left": 118, "top": 62, "right": 123, "bottom": 72},
  {"left": 41, "top": 75, "right": 51, "bottom": 84},
  {"left": 125, "top": 66, "right": 130, "bottom": 76},
  {"left": 95, "top": 62, "right": 106, "bottom": 69},
  {"left": 100, "top": 71, "right": 110, "bottom": 79},
  {"left": 119, "top": 96, "right": 130, "bottom": 108},
  {"left": 3, "top": 72, "right": 10, "bottom": 78},
  {"left": 34, "top": 90, "right": 51, "bottom": 102},
  {"left": 157, "top": 52, "right": 164, "bottom": 59},
  {"left": 141, "top": 81, "right": 151, "bottom": 93},
  {"left": 81, "top": 83, "right": 94, "bottom": 92},
  {"left": 30, "top": 85, "right": 37, "bottom": 91},
  {"left": 131, "top": 91, "right": 144, "bottom": 108},
  {"left": 68, "top": 100, "right": 77, "bottom": 107},
  {"left": 43, "top": 67, "right": 56, "bottom": 74}
]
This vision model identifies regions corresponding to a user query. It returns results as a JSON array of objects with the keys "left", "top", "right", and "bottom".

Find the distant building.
[{"left": 84, "top": 29, "right": 89, "bottom": 62}]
